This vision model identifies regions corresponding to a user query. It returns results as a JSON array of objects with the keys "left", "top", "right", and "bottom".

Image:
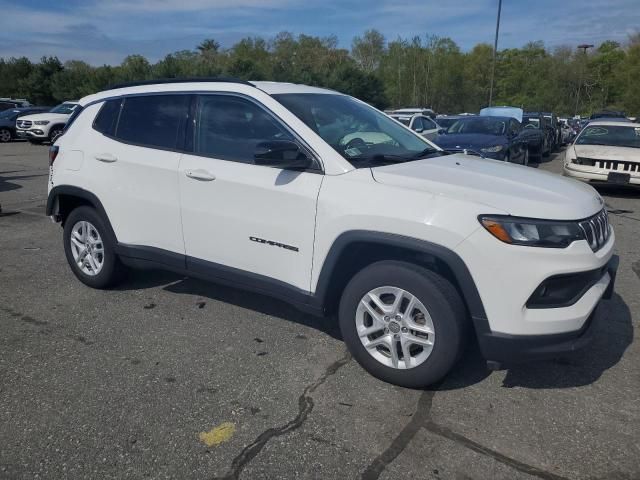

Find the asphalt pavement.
[{"left": 1, "top": 142, "right": 639, "bottom": 480}]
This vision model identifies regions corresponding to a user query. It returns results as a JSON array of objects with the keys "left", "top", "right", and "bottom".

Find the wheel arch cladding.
[
  {"left": 46, "top": 185, "right": 118, "bottom": 244},
  {"left": 314, "top": 230, "right": 489, "bottom": 330}
]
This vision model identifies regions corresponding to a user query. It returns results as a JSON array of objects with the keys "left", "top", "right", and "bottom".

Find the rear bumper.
[{"left": 476, "top": 255, "right": 618, "bottom": 364}]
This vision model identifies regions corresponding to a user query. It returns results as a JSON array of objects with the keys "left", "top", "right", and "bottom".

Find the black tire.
[
  {"left": 49, "top": 126, "right": 64, "bottom": 144},
  {"left": 0, "top": 128, "right": 12, "bottom": 143},
  {"left": 63, "top": 206, "right": 125, "bottom": 289},
  {"left": 338, "top": 260, "right": 467, "bottom": 388}
]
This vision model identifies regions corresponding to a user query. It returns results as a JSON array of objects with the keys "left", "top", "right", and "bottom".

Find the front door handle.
[
  {"left": 185, "top": 169, "right": 216, "bottom": 181},
  {"left": 94, "top": 153, "right": 117, "bottom": 163}
]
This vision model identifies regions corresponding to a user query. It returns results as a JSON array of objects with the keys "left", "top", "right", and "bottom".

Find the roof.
[
  {"left": 582, "top": 120, "right": 640, "bottom": 128},
  {"left": 79, "top": 80, "right": 337, "bottom": 106}
]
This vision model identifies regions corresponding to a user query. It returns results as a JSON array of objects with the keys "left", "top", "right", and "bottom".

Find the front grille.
[
  {"left": 17, "top": 120, "right": 32, "bottom": 129},
  {"left": 578, "top": 209, "right": 610, "bottom": 252},
  {"left": 576, "top": 157, "right": 640, "bottom": 173}
]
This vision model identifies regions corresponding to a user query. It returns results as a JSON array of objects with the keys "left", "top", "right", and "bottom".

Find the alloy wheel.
[
  {"left": 356, "top": 286, "right": 435, "bottom": 369},
  {"left": 0, "top": 129, "right": 11, "bottom": 143},
  {"left": 69, "top": 220, "right": 104, "bottom": 276}
]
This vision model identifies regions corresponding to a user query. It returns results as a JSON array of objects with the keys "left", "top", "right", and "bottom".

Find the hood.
[
  {"left": 17, "top": 112, "right": 70, "bottom": 122},
  {"left": 573, "top": 144, "right": 640, "bottom": 163},
  {"left": 433, "top": 133, "right": 506, "bottom": 150},
  {"left": 371, "top": 154, "right": 603, "bottom": 220}
]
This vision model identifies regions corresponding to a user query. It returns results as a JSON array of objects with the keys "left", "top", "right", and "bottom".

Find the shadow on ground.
[
  {"left": 115, "top": 268, "right": 342, "bottom": 340},
  {"left": 115, "top": 269, "right": 632, "bottom": 391}
]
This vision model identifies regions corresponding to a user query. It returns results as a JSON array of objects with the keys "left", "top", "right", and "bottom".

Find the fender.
[
  {"left": 311, "top": 230, "right": 490, "bottom": 331},
  {"left": 46, "top": 185, "right": 118, "bottom": 244}
]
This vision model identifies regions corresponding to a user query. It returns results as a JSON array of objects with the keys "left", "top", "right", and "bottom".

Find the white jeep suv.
[
  {"left": 46, "top": 79, "right": 617, "bottom": 387},
  {"left": 17, "top": 101, "right": 79, "bottom": 144}
]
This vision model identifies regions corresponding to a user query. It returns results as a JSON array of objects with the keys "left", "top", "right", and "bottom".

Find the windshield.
[
  {"left": 273, "top": 93, "right": 440, "bottom": 167},
  {"left": 576, "top": 125, "right": 640, "bottom": 149},
  {"left": 50, "top": 103, "right": 78, "bottom": 115},
  {"left": 390, "top": 116, "right": 411, "bottom": 126},
  {"left": 522, "top": 117, "right": 540, "bottom": 129},
  {"left": 447, "top": 117, "right": 506, "bottom": 135},
  {"left": 436, "top": 118, "right": 459, "bottom": 129}
]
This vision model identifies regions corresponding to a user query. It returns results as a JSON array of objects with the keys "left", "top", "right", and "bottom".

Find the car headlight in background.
[
  {"left": 480, "top": 145, "right": 503, "bottom": 153},
  {"left": 479, "top": 215, "right": 584, "bottom": 248},
  {"left": 34, "top": 120, "right": 50, "bottom": 125}
]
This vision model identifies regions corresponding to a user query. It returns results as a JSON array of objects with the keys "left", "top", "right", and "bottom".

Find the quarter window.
[
  {"left": 195, "top": 95, "right": 294, "bottom": 164},
  {"left": 116, "top": 95, "right": 189, "bottom": 150},
  {"left": 93, "top": 99, "right": 120, "bottom": 136}
]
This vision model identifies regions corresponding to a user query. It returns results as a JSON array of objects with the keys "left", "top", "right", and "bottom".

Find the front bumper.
[
  {"left": 564, "top": 163, "right": 640, "bottom": 186},
  {"left": 16, "top": 129, "right": 46, "bottom": 139},
  {"left": 476, "top": 255, "right": 618, "bottom": 364}
]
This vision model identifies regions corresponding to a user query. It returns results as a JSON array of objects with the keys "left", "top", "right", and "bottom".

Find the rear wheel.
[
  {"left": 63, "top": 206, "right": 125, "bottom": 289},
  {"left": 338, "top": 261, "right": 466, "bottom": 388},
  {"left": 0, "top": 128, "right": 11, "bottom": 143}
]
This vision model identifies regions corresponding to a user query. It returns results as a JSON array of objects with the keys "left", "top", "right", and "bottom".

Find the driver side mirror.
[
  {"left": 437, "top": 128, "right": 446, "bottom": 135},
  {"left": 254, "top": 140, "right": 314, "bottom": 170}
]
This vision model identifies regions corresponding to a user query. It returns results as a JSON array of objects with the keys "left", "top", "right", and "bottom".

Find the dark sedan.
[
  {"left": 519, "top": 113, "right": 550, "bottom": 160},
  {"left": 432, "top": 116, "right": 529, "bottom": 164},
  {"left": 0, "top": 106, "right": 50, "bottom": 142}
]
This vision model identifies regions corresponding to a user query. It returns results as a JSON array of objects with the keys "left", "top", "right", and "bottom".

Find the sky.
[{"left": 0, "top": 0, "right": 638, "bottom": 65}]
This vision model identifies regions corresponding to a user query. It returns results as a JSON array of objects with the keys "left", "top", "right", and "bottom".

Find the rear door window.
[{"left": 116, "top": 95, "right": 189, "bottom": 150}]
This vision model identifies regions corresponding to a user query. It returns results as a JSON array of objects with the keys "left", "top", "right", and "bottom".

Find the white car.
[
  {"left": 564, "top": 121, "right": 640, "bottom": 187},
  {"left": 16, "top": 101, "right": 79, "bottom": 144},
  {"left": 46, "top": 79, "right": 617, "bottom": 388},
  {"left": 389, "top": 113, "right": 441, "bottom": 140}
]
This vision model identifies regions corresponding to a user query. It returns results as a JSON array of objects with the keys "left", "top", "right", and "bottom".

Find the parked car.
[
  {"left": 435, "top": 115, "right": 468, "bottom": 130},
  {"left": 16, "top": 101, "right": 79, "bottom": 144},
  {"left": 0, "top": 98, "right": 31, "bottom": 111},
  {"left": 519, "top": 113, "right": 550, "bottom": 160},
  {"left": 564, "top": 120, "right": 640, "bottom": 187},
  {"left": 590, "top": 110, "right": 626, "bottom": 120},
  {"left": 0, "top": 107, "right": 50, "bottom": 143},
  {"left": 543, "top": 112, "right": 562, "bottom": 150},
  {"left": 434, "top": 114, "right": 529, "bottom": 164},
  {"left": 46, "top": 79, "right": 617, "bottom": 388},
  {"left": 527, "top": 112, "right": 558, "bottom": 153},
  {"left": 389, "top": 112, "right": 441, "bottom": 140},
  {"left": 389, "top": 107, "right": 436, "bottom": 119}
]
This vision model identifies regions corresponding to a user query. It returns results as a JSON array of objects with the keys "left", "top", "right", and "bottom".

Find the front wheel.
[
  {"left": 63, "top": 206, "right": 125, "bottom": 289},
  {"left": 49, "top": 127, "right": 64, "bottom": 144},
  {"left": 338, "top": 261, "right": 466, "bottom": 388},
  {"left": 0, "top": 128, "right": 12, "bottom": 143}
]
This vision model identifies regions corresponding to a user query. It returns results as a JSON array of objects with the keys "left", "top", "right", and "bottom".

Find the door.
[
  {"left": 84, "top": 95, "right": 189, "bottom": 255},
  {"left": 178, "top": 94, "right": 323, "bottom": 293},
  {"left": 508, "top": 119, "right": 526, "bottom": 163}
]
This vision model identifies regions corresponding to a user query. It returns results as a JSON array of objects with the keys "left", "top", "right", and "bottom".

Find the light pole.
[
  {"left": 488, "top": 0, "right": 502, "bottom": 107},
  {"left": 574, "top": 43, "right": 594, "bottom": 117}
]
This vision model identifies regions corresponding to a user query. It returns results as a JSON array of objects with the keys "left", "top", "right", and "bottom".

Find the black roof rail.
[{"left": 105, "top": 77, "right": 254, "bottom": 91}]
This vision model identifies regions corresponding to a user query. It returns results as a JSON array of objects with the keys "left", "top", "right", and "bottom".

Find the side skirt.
[{"left": 115, "top": 244, "right": 323, "bottom": 316}]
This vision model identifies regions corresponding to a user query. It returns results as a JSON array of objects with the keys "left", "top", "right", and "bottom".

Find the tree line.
[{"left": 1, "top": 30, "right": 639, "bottom": 116}]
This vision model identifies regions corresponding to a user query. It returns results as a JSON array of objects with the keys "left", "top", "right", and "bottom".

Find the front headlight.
[
  {"left": 479, "top": 215, "right": 584, "bottom": 248},
  {"left": 34, "top": 120, "right": 50, "bottom": 125},
  {"left": 480, "top": 145, "right": 503, "bottom": 153}
]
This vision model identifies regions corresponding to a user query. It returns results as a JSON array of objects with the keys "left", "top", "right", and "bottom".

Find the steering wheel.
[{"left": 342, "top": 137, "right": 367, "bottom": 151}]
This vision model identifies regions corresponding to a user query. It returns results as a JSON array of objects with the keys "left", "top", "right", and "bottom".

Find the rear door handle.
[
  {"left": 94, "top": 153, "right": 117, "bottom": 163},
  {"left": 185, "top": 169, "right": 216, "bottom": 181}
]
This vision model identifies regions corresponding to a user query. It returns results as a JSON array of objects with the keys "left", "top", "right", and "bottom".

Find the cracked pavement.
[{"left": 1, "top": 142, "right": 639, "bottom": 479}]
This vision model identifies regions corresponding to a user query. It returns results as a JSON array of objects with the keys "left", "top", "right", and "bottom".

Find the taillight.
[{"left": 49, "top": 145, "right": 59, "bottom": 166}]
